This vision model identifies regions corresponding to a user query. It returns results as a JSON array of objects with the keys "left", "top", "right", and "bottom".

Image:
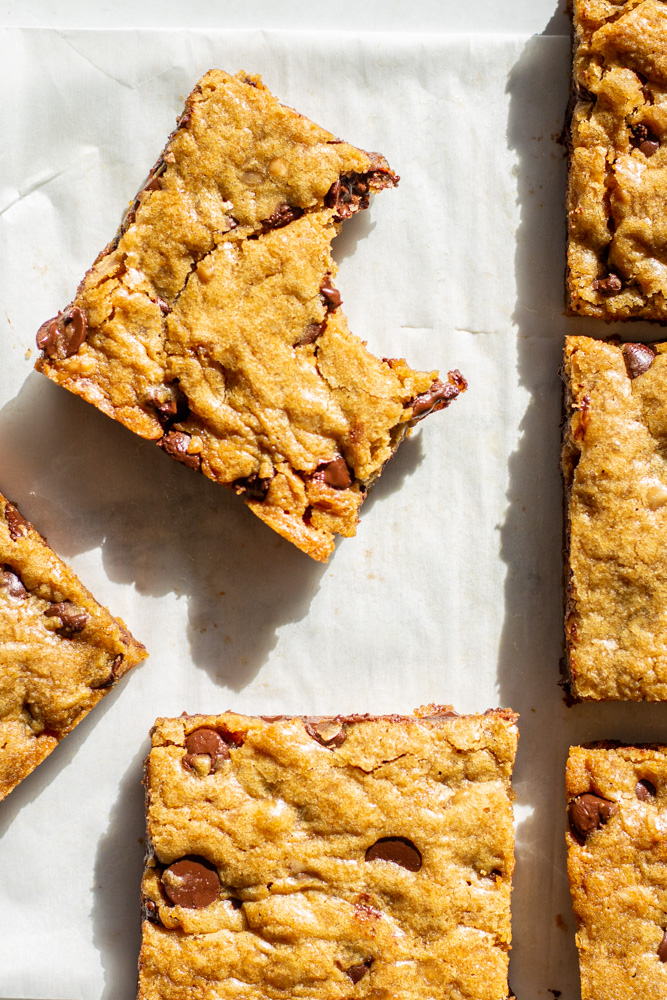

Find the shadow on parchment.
[{"left": 500, "top": 30, "right": 667, "bottom": 1000}]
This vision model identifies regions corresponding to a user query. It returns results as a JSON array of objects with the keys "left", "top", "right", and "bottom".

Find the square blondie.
[
  {"left": 567, "top": 743, "right": 667, "bottom": 999},
  {"left": 562, "top": 335, "right": 667, "bottom": 700},
  {"left": 138, "top": 707, "right": 518, "bottom": 1000},
  {"left": 567, "top": 0, "right": 667, "bottom": 320},
  {"left": 35, "top": 70, "right": 465, "bottom": 562}
]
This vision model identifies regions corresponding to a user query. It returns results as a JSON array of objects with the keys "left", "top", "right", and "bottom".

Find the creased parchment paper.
[{"left": 2, "top": 26, "right": 667, "bottom": 1000}]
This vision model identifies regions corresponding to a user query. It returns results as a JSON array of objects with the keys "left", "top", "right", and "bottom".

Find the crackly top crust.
[
  {"left": 567, "top": 0, "right": 667, "bottom": 320},
  {"left": 0, "top": 492, "right": 146, "bottom": 800},
  {"left": 562, "top": 335, "right": 667, "bottom": 700},
  {"left": 34, "top": 70, "right": 465, "bottom": 562},
  {"left": 566, "top": 743, "right": 667, "bottom": 999},
  {"left": 138, "top": 707, "right": 518, "bottom": 1000}
]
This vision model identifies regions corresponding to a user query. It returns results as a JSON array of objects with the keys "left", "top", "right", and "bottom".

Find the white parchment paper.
[{"left": 2, "top": 26, "right": 667, "bottom": 1000}]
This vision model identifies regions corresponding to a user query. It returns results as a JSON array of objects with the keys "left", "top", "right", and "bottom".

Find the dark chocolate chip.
[
  {"left": 568, "top": 793, "right": 616, "bottom": 843},
  {"left": 324, "top": 174, "right": 371, "bottom": 219},
  {"left": 622, "top": 342, "right": 656, "bottom": 379},
  {"left": 640, "top": 139, "right": 660, "bottom": 156},
  {"left": 304, "top": 718, "right": 347, "bottom": 749},
  {"left": 636, "top": 778, "right": 656, "bottom": 801},
  {"left": 183, "top": 728, "right": 231, "bottom": 772},
  {"left": 311, "top": 455, "right": 352, "bottom": 490},
  {"left": 630, "top": 123, "right": 660, "bottom": 157},
  {"left": 148, "top": 385, "right": 190, "bottom": 429},
  {"left": 592, "top": 274, "right": 622, "bottom": 296},
  {"left": 260, "top": 204, "right": 303, "bottom": 233},
  {"left": 160, "top": 431, "right": 201, "bottom": 471},
  {"left": 156, "top": 297, "right": 171, "bottom": 315},
  {"left": 36, "top": 307, "right": 88, "bottom": 358},
  {"left": 162, "top": 857, "right": 221, "bottom": 909},
  {"left": 365, "top": 836, "right": 422, "bottom": 871},
  {"left": 346, "top": 960, "right": 372, "bottom": 983},
  {"left": 1, "top": 565, "right": 28, "bottom": 598},
  {"left": 411, "top": 378, "right": 462, "bottom": 420},
  {"left": 43, "top": 601, "right": 88, "bottom": 636},
  {"left": 295, "top": 322, "right": 326, "bottom": 346},
  {"left": 233, "top": 474, "right": 272, "bottom": 502},
  {"left": 141, "top": 898, "right": 162, "bottom": 925},
  {"left": 659, "top": 930, "right": 667, "bottom": 962},
  {"left": 320, "top": 275, "right": 342, "bottom": 311},
  {"left": 4, "top": 503, "right": 30, "bottom": 540}
]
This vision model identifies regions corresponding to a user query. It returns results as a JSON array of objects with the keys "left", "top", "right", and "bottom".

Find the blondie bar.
[
  {"left": 567, "top": 743, "right": 667, "bottom": 999},
  {"left": 0, "top": 492, "right": 146, "bottom": 800},
  {"left": 35, "top": 70, "right": 465, "bottom": 562},
  {"left": 562, "top": 335, "right": 667, "bottom": 700},
  {"left": 567, "top": 0, "right": 667, "bottom": 320},
  {"left": 138, "top": 707, "right": 518, "bottom": 1000}
]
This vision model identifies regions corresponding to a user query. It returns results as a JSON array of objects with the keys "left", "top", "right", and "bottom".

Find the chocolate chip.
[
  {"left": 43, "top": 601, "right": 88, "bottom": 636},
  {"left": 346, "top": 960, "right": 372, "bottom": 983},
  {"left": 36, "top": 306, "right": 88, "bottom": 359},
  {"left": 636, "top": 778, "right": 656, "bottom": 800},
  {"left": 311, "top": 456, "right": 352, "bottom": 490},
  {"left": 622, "top": 342, "right": 656, "bottom": 379},
  {"left": 160, "top": 431, "right": 201, "bottom": 470},
  {"left": 4, "top": 503, "right": 30, "bottom": 540},
  {"left": 411, "top": 378, "right": 462, "bottom": 420},
  {"left": 233, "top": 474, "right": 272, "bottom": 502},
  {"left": 156, "top": 297, "right": 171, "bottom": 315},
  {"left": 1, "top": 565, "right": 28, "bottom": 598},
  {"left": 568, "top": 793, "right": 616, "bottom": 843},
  {"left": 260, "top": 204, "right": 303, "bottom": 233},
  {"left": 365, "top": 837, "right": 422, "bottom": 871},
  {"left": 260, "top": 715, "right": 288, "bottom": 722},
  {"left": 182, "top": 728, "right": 231, "bottom": 772},
  {"left": 141, "top": 898, "right": 162, "bottom": 925},
  {"left": 658, "top": 930, "right": 667, "bottom": 962},
  {"left": 295, "top": 322, "right": 326, "bottom": 346},
  {"left": 148, "top": 385, "right": 190, "bottom": 429},
  {"left": 162, "top": 857, "right": 221, "bottom": 909},
  {"left": 320, "top": 275, "right": 342, "bottom": 311},
  {"left": 304, "top": 718, "right": 347, "bottom": 748},
  {"left": 324, "top": 174, "right": 372, "bottom": 219},
  {"left": 630, "top": 123, "right": 660, "bottom": 156},
  {"left": 592, "top": 274, "right": 622, "bottom": 296}
]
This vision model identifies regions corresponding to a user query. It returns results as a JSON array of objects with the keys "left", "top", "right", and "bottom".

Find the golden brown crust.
[
  {"left": 567, "top": 1, "right": 667, "bottom": 320},
  {"left": 138, "top": 709, "right": 518, "bottom": 1000},
  {"left": 34, "top": 70, "right": 465, "bottom": 562},
  {"left": 566, "top": 744, "right": 667, "bottom": 998},
  {"left": 0, "top": 493, "right": 146, "bottom": 800},
  {"left": 562, "top": 335, "right": 667, "bottom": 699}
]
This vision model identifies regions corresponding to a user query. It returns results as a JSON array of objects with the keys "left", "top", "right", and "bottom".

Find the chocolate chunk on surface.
[
  {"left": 139, "top": 709, "right": 518, "bottom": 1000},
  {"left": 34, "top": 69, "right": 464, "bottom": 564},
  {"left": 0, "top": 492, "right": 146, "bottom": 801},
  {"left": 182, "top": 728, "right": 231, "bottom": 772},
  {"left": 567, "top": 793, "right": 616, "bottom": 843},
  {"left": 311, "top": 455, "right": 352, "bottom": 490},
  {"left": 162, "top": 858, "right": 221, "bottom": 909},
  {"left": 636, "top": 778, "right": 656, "bottom": 800},
  {"left": 304, "top": 717, "right": 346, "bottom": 748},
  {"left": 365, "top": 836, "right": 422, "bottom": 871},
  {"left": 659, "top": 930, "right": 667, "bottom": 962},
  {"left": 622, "top": 342, "right": 656, "bottom": 379}
]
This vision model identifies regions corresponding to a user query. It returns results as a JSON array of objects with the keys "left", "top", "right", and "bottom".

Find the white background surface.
[{"left": 2, "top": 5, "right": 667, "bottom": 1000}]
